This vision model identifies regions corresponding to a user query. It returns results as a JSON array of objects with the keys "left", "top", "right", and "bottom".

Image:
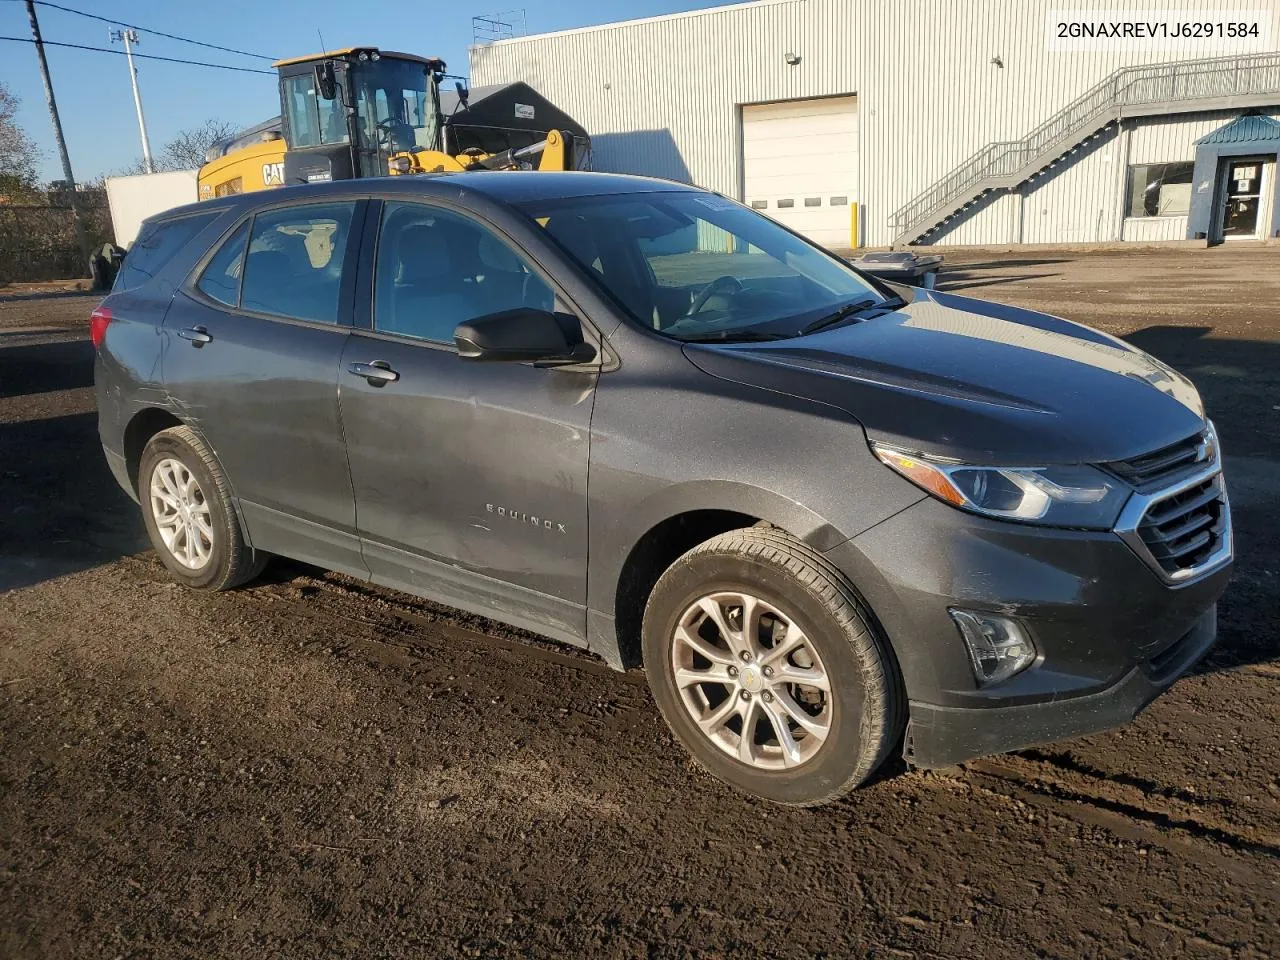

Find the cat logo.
[{"left": 262, "top": 162, "right": 285, "bottom": 187}]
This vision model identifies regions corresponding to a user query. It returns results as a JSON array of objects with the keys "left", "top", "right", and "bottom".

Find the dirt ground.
[{"left": 1, "top": 248, "right": 1278, "bottom": 959}]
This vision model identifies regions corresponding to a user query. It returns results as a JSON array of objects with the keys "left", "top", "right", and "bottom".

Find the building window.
[
  {"left": 804, "top": 197, "right": 821, "bottom": 207},
  {"left": 751, "top": 200, "right": 767, "bottom": 209},
  {"left": 777, "top": 199, "right": 794, "bottom": 209},
  {"left": 1127, "top": 162, "right": 1194, "bottom": 218}
]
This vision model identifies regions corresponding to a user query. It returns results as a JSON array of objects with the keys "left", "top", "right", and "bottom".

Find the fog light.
[{"left": 950, "top": 610, "right": 1035, "bottom": 685}]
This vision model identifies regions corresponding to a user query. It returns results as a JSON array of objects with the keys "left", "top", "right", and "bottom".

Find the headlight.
[{"left": 872, "top": 442, "right": 1128, "bottom": 529}]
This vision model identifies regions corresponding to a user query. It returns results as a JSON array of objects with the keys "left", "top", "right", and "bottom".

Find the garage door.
[{"left": 741, "top": 96, "right": 857, "bottom": 249}]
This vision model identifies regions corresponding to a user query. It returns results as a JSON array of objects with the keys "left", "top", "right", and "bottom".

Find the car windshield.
[{"left": 517, "top": 191, "right": 888, "bottom": 341}]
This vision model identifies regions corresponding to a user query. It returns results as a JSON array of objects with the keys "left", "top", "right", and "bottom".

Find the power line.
[
  {"left": 0, "top": 0, "right": 277, "bottom": 60},
  {"left": 0, "top": 35, "right": 276, "bottom": 73}
]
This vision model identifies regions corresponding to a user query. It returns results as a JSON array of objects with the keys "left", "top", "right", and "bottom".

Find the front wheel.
[
  {"left": 642, "top": 527, "right": 903, "bottom": 805},
  {"left": 137, "top": 426, "right": 267, "bottom": 590}
]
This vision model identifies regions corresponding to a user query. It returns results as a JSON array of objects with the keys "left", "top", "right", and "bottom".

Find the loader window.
[
  {"left": 283, "top": 73, "right": 348, "bottom": 148},
  {"left": 354, "top": 58, "right": 437, "bottom": 154}
]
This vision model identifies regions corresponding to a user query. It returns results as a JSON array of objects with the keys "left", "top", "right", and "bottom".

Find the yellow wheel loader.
[{"left": 198, "top": 47, "right": 588, "bottom": 199}]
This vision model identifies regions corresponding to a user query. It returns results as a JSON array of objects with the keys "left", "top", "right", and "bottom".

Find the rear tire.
[
  {"left": 137, "top": 426, "right": 267, "bottom": 591},
  {"left": 642, "top": 527, "right": 903, "bottom": 805}
]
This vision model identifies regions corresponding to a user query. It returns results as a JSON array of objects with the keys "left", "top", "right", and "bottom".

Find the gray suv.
[{"left": 93, "top": 173, "right": 1232, "bottom": 805}]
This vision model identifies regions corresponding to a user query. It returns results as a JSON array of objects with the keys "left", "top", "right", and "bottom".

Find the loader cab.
[{"left": 276, "top": 48, "right": 446, "bottom": 186}]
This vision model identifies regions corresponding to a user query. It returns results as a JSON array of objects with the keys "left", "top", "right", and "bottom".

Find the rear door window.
[
  {"left": 238, "top": 202, "right": 357, "bottom": 324},
  {"left": 196, "top": 221, "right": 249, "bottom": 307},
  {"left": 114, "top": 213, "right": 217, "bottom": 292}
]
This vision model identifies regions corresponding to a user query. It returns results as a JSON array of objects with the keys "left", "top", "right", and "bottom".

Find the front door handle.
[
  {"left": 178, "top": 325, "right": 212, "bottom": 347},
  {"left": 348, "top": 360, "right": 400, "bottom": 386}
]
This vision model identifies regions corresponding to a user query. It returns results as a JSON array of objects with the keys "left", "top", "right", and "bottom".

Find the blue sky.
[{"left": 1, "top": 0, "right": 729, "bottom": 182}]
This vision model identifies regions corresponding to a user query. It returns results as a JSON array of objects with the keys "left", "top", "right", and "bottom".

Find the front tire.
[
  {"left": 642, "top": 527, "right": 903, "bottom": 805},
  {"left": 137, "top": 426, "right": 266, "bottom": 590}
]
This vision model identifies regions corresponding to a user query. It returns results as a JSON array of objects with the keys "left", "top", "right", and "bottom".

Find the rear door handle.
[
  {"left": 347, "top": 360, "right": 400, "bottom": 386},
  {"left": 178, "top": 325, "right": 212, "bottom": 346}
]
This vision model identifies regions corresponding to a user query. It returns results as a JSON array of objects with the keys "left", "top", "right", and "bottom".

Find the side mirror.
[
  {"left": 455, "top": 81, "right": 470, "bottom": 108},
  {"left": 314, "top": 62, "right": 337, "bottom": 100},
  {"left": 455, "top": 308, "right": 595, "bottom": 365}
]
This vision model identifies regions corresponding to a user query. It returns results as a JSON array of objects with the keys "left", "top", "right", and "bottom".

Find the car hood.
[{"left": 682, "top": 289, "right": 1206, "bottom": 465}]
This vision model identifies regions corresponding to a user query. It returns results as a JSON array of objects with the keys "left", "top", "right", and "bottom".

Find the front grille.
[
  {"left": 1105, "top": 430, "right": 1209, "bottom": 490},
  {"left": 1137, "top": 474, "right": 1227, "bottom": 576}
]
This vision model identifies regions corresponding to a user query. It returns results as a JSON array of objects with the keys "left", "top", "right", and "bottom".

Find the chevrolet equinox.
[{"left": 93, "top": 173, "right": 1232, "bottom": 805}]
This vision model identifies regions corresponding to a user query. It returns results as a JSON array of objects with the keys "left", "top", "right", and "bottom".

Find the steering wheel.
[{"left": 687, "top": 275, "right": 743, "bottom": 316}]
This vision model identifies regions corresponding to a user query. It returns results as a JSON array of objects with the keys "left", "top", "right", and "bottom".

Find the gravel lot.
[{"left": 2, "top": 248, "right": 1278, "bottom": 958}]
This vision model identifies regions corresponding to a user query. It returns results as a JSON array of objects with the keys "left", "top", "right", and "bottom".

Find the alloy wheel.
[
  {"left": 671, "top": 591, "right": 832, "bottom": 770},
  {"left": 149, "top": 457, "right": 214, "bottom": 570}
]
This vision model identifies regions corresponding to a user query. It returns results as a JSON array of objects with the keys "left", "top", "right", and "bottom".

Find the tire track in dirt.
[{"left": 152, "top": 552, "right": 1280, "bottom": 878}]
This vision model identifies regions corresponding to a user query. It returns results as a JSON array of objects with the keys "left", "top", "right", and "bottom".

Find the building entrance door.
[{"left": 1217, "top": 158, "right": 1271, "bottom": 241}]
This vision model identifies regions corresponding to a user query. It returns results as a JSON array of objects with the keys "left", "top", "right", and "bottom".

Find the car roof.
[{"left": 150, "top": 171, "right": 701, "bottom": 228}]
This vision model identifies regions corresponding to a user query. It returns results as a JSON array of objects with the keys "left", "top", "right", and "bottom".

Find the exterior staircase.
[{"left": 890, "top": 52, "right": 1280, "bottom": 247}]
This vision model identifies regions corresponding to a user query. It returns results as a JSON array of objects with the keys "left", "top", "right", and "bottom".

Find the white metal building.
[{"left": 468, "top": 0, "right": 1280, "bottom": 248}]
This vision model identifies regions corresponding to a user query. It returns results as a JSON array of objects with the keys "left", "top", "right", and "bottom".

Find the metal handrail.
[{"left": 890, "top": 52, "right": 1280, "bottom": 240}]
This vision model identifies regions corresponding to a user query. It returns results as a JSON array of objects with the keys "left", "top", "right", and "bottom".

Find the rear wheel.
[
  {"left": 642, "top": 527, "right": 903, "bottom": 805},
  {"left": 137, "top": 426, "right": 267, "bottom": 590}
]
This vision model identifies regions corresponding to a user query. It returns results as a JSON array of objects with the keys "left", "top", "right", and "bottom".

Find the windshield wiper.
[
  {"left": 799, "top": 296, "right": 904, "bottom": 336},
  {"left": 679, "top": 330, "right": 784, "bottom": 343}
]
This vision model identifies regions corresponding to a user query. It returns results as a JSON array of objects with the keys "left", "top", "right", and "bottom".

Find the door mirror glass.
[
  {"left": 314, "top": 62, "right": 337, "bottom": 100},
  {"left": 455, "top": 308, "right": 593, "bottom": 364}
]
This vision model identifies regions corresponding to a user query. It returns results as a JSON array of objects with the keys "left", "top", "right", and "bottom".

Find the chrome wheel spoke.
[
  {"left": 736, "top": 696, "right": 760, "bottom": 764},
  {"left": 675, "top": 663, "right": 734, "bottom": 689},
  {"left": 697, "top": 597, "right": 741, "bottom": 655},
  {"left": 191, "top": 509, "right": 215, "bottom": 541},
  {"left": 159, "top": 465, "right": 181, "bottom": 499},
  {"left": 152, "top": 488, "right": 180, "bottom": 511},
  {"left": 772, "top": 687, "right": 830, "bottom": 739},
  {"left": 760, "top": 621, "right": 807, "bottom": 669},
  {"left": 739, "top": 593, "right": 763, "bottom": 657},
  {"left": 698, "top": 694, "right": 740, "bottom": 735},
  {"left": 775, "top": 663, "right": 830, "bottom": 692},
  {"left": 675, "top": 624, "right": 735, "bottom": 667},
  {"left": 760, "top": 698, "right": 802, "bottom": 767}
]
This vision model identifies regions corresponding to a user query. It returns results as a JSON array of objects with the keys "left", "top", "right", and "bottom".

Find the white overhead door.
[{"left": 741, "top": 96, "right": 858, "bottom": 249}]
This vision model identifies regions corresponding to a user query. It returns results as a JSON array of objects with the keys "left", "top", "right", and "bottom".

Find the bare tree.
[
  {"left": 0, "top": 81, "right": 40, "bottom": 193},
  {"left": 114, "top": 119, "right": 240, "bottom": 176},
  {"left": 159, "top": 118, "right": 239, "bottom": 171}
]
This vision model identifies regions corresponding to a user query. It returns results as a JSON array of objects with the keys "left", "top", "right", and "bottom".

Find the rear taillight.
[{"left": 89, "top": 305, "right": 112, "bottom": 349}]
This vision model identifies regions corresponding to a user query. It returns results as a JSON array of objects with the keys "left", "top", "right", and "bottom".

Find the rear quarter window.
[{"left": 113, "top": 212, "right": 217, "bottom": 292}]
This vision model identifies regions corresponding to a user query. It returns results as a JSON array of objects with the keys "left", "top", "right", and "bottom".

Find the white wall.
[
  {"left": 104, "top": 170, "right": 198, "bottom": 246},
  {"left": 470, "top": 0, "right": 1280, "bottom": 246}
]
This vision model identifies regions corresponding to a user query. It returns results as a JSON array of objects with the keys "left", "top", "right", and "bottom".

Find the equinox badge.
[{"left": 487, "top": 503, "right": 566, "bottom": 533}]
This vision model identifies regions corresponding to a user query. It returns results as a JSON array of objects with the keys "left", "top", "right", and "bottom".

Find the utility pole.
[
  {"left": 25, "top": 0, "right": 91, "bottom": 271},
  {"left": 109, "top": 28, "right": 154, "bottom": 174}
]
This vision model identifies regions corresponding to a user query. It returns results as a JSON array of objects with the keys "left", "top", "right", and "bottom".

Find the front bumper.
[
  {"left": 904, "top": 606, "right": 1216, "bottom": 767},
  {"left": 822, "top": 496, "right": 1231, "bottom": 768}
]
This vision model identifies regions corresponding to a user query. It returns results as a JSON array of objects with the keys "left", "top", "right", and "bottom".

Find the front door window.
[{"left": 1222, "top": 160, "right": 1265, "bottom": 239}]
